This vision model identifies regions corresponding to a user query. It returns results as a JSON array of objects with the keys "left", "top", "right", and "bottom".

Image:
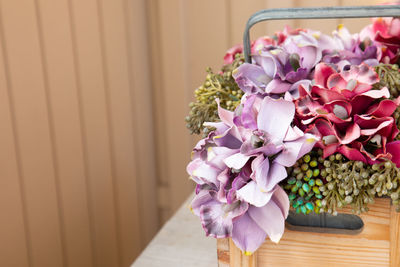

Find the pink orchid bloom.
[
  {"left": 360, "top": 13, "right": 400, "bottom": 64},
  {"left": 187, "top": 96, "right": 318, "bottom": 254},
  {"left": 295, "top": 62, "right": 400, "bottom": 165}
]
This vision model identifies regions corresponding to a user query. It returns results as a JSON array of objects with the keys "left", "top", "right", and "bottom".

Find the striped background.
[{"left": 0, "top": 0, "right": 383, "bottom": 266}]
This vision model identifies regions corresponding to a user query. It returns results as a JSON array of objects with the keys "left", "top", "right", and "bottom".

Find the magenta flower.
[
  {"left": 187, "top": 97, "right": 318, "bottom": 253},
  {"left": 295, "top": 62, "right": 400, "bottom": 165},
  {"left": 360, "top": 16, "right": 400, "bottom": 64}
]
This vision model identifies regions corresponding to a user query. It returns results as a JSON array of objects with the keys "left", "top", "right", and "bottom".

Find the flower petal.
[
  {"left": 231, "top": 212, "right": 267, "bottom": 254},
  {"left": 190, "top": 190, "right": 214, "bottom": 216},
  {"left": 271, "top": 186, "right": 290, "bottom": 218},
  {"left": 275, "top": 133, "right": 318, "bottom": 167},
  {"left": 200, "top": 200, "right": 248, "bottom": 238},
  {"left": 233, "top": 63, "right": 270, "bottom": 94},
  {"left": 224, "top": 152, "right": 251, "bottom": 169},
  {"left": 216, "top": 99, "right": 235, "bottom": 126},
  {"left": 257, "top": 97, "right": 295, "bottom": 142},
  {"left": 248, "top": 201, "right": 286, "bottom": 243},
  {"left": 387, "top": 141, "right": 400, "bottom": 168},
  {"left": 236, "top": 181, "right": 274, "bottom": 207}
]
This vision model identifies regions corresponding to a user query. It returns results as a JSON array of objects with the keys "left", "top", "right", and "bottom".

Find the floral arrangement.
[{"left": 185, "top": 14, "right": 400, "bottom": 255}]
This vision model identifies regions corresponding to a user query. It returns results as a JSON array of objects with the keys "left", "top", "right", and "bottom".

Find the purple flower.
[
  {"left": 187, "top": 97, "right": 318, "bottom": 254},
  {"left": 232, "top": 31, "right": 325, "bottom": 98},
  {"left": 322, "top": 25, "right": 380, "bottom": 69}
]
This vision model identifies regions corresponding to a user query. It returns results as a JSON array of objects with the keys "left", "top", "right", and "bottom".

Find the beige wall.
[{"left": 0, "top": 0, "right": 384, "bottom": 266}]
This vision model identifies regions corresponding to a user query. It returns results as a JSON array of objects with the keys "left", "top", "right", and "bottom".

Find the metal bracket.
[{"left": 243, "top": 5, "right": 400, "bottom": 63}]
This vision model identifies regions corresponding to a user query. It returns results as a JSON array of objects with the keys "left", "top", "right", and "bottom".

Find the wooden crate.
[{"left": 217, "top": 198, "right": 400, "bottom": 267}]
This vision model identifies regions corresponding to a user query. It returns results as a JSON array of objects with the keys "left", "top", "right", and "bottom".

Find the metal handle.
[{"left": 243, "top": 5, "right": 400, "bottom": 63}]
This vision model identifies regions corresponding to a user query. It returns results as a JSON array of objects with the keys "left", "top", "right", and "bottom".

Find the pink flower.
[
  {"left": 223, "top": 36, "right": 276, "bottom": 65},
  {"left": 187, "top": 97, "right": 318, "bottom": 253},
  {"left": 360, "top": 15, "right": 400, "bottom": 64},
  {"left": 295, "top": 62, "right": 400, "bottom": 165}
]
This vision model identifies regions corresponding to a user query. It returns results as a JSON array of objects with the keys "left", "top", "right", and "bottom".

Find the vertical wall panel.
[
  {"left": 0, "top": 6, "right": 30, "bottom": 266},
  {"left": 229, "top": 1, "right": 266, "bottom": 46},
  {"left": 126, "top": 0, "right": 159, "bottom": 246},
  {"left": 146, "top": 0, "right": 173, "bottom": 223},
  {"left": 68, "top": 0, "right": 119, "bottom": 266},
  {"left": 341, "top": 0, "right": 385, "bottom": 33},
  {"left": 98, "top": 0, "right": 154, "bottom": 264},
  {"left": 296, "top": 0, "right": 340, "bottom": 34},
  {"left": 151, "top": 0, "right": 194, "bottom": 217},
  {"left": 1, "top": 1, "right": 64, "bottom": 266},
  {"left": 35, "top": 1, "right": 93, "bottom": 266},
  {"left": 265, "top": 0, "right": 296, "bottom": 36},
  {"left": 183, "top": 1, "right": 230, "bottom": 104}
]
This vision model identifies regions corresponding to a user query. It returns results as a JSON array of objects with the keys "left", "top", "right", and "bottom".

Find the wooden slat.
[
  {"left": 0, "top": 1, "right": 65, "bottom": 266},
  {"left": 229, "top": 0, "right": 266, "bottom": 46},
  {"left": 265, "top": 0, "right": 296, "bottom": 36},
  {"left": 146, "top": 0, "right": 172, "bottom": 223},
  {"left": 125, "top": 0, "right": 159, "bottom": 247},
  {"left": 217, "top": 239, "right": 230, "bottom": 267},
  {"left": 218, "top": 199, "right": 396, "bottom": 267},
  {"left": 390, "top": 205, "right": 400, "bottom": 267},
  {"left": 229, "top": 239, "right": 257, "bottom": 267},
  {"left": 151, "top": 0, "right": 194, "bottom": 217},
  {"left": 183, "top": 1, "right": 231, "bottom": 150},
  {"left": 296, "top": 0, "right": 341, "bottom": 34},
  {"left": 258, "top": 198, "right": 391, "bottom": 267},
  {"left": 68, "top": 0, "right": 120, "bottom": 265},
  {"left": 97, "top": 0, "right": 155, "bottom": 264},
  {"left": 0, "top": 5, "right": 30, "bottom": 266},
  {"left": 34, "top": 0, "right": 94, "bottom": 266}
]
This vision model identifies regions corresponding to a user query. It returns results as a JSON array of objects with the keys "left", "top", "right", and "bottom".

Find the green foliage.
[{"left": 185, "top": 54, "right": 244, "bottom": 135}]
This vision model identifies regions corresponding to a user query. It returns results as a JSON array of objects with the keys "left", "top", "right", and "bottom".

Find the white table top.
[{"left": 131, "top": 193, "right": 217, "bottom": 267}]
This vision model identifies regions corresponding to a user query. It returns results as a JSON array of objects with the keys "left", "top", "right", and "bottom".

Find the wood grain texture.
[
  {"left": 390, "top": 205, "right": 400, "bottom": 267},
  {"left": 217, "top": 239, "right": 230, "bottom": 267},
  {"left": 218, "top": 199, "right": 400, "bottom": 267}
]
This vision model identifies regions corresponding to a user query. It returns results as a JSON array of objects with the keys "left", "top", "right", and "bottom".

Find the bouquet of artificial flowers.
[{"left": 186, "top": 14, "right": 400, "bottom": 254}]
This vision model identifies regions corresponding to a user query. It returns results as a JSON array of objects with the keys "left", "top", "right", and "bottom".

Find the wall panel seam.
[
  {"left": 94, "top": 0, "right": 123, "bottom": 265},
  {"left": 0, "top": 3, "right": 33, "bottom": 266},
  {"left": 32, "top": 1, "right": 68, "bottom": 266},
  {"left": 179, "top": 0, "right": 193, "bottom": 189},
  {"left": 145, "top": 0, "right": 170, "bottom": 224},
  {"left": 122, "top": 0, "right": 145, "bottom": 249},
  {"left": 225, "top": 0, "right": 232, "bottom": 47},
  {"left": 65, "top": 0, "right": 96, "bottom": 265}
]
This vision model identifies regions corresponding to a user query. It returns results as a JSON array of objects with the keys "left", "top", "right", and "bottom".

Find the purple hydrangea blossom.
[{"left": 187, "top": 97, "right": 318, "bottom": 254}]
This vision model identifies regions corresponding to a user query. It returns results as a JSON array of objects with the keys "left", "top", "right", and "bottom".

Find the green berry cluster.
[
  {"left": 318, "top": 154, "right": 374, "bottom": 215},
  {"left": 185, "top": 54, "right": 244, "bottom": 135},
  {"left": 373, "top": 63, "right": 400, "bottom": 140},
  {"left": 374, "top": 63, "right": 400, "bottom": 98},
  {"left": 284, "top": 149, "right": 400, "bottom": 215},
  {"left": 368, "top": 161, "right": 400, "bottom": 212},
  {"left": 318, "top": 155, "right": 400, "bottom": 214},
  {"left": 284, "top": 150, "right": 325, "bottom": 214}
]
